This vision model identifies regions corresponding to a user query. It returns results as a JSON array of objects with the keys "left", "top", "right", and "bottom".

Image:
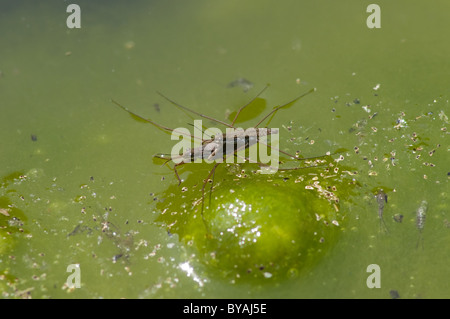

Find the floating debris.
[
  {"left": 124, "top": 41, "right": 135, "bottom": 50},
  {"left": 438, "top": 110, "right": 449, "bottom": 124},
  {"left": 394, "top": 116, "right": 408, "bottom": 129},
  {"left": 0, "top": 208, "right": 10, "bottom": 216},
  {"left": 389, "top": 290, "right": 400, "bottom": 299},
  {"left": 67, "top": 224, "right": 92, "bottom": 237},
  {"left": 393, "top": 214, "right": 403, "bottom": 223},
  {"left": 362, "top": 105, "right": 371, "bottom": 113}
]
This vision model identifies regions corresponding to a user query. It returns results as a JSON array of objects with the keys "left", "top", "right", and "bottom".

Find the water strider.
[
  {"left": 416, "top": 200, "right": 427, "bottom": 249},
  {"left": 112, "top": 86, "right": 333, "bottom": 229},
  {"left": 375, "top": 189, "right": 389, "bottom": 233}
]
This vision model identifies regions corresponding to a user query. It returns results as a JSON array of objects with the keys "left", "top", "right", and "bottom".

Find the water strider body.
[{"left": 168, "top": 125, "right": 280, "bottom": 168}]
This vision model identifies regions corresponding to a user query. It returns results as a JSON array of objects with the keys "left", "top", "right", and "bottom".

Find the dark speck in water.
[
  {"left": 389, "top": 290, "right": 400, "bottom": 299},
  {"left": 393, "top": 214, "right": 403, "bottom": 223},
  {"left": 31, "top": 134, "right": 37, "bottom": 142},
  {"left": 113, "top": 254, "right": 123, "bottom": 262}
]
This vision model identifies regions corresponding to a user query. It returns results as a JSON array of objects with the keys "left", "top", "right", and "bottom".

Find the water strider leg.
[
  {"left": 173, "top": 162, "right": 185, "bottom": 186},
  {"left": 209, "top": 164, "right": 217, "bottom": 207},
  {"left": 157, "top": 92, "right": 234, "bottom": 128},
  {"left": 200, "top": 163, "right": 221, "bottom": 235},
  {"left": 230, "top": 85, "right": 270, "bottom": 126},
  {"left": 112, "top": 99, "right": 204, "bottom": 143},
  {"left": 379, "top": 218, "right": 389, "bottom": 234},
  {"left": 233, "top": 151, "right": 326, "bottom": 172},
  {"left": 416, "top": 232, "right": 424, "bottom": 249},
  {"left": 253, "top": 88, "right": 316, "bottom": 128}
]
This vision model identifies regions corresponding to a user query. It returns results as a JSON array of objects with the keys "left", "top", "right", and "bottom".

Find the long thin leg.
[
  {"left": 230, "top": 85, "right": 269, "bottom": 126},
  {"left": 224, "top": 131, "right": 333, "bottom": 171},
  {"left": 158, "top": 85, "right": 269, "bottom": 129},
  {"left": 195, "top": 142, "right": 251, "bottom": 233},
  {"left": 232, "top": 151, "right": 326, "bottom": 172},
  {"left": 276, "top": 163, "right": 327, "bottom": 171},
  {"left": 218, "top": 132, "right": 327, "bottom": 172},
  {"left": 208, "top": 162, "right": 219, "bottom": 209},
  {"left": 112, "top": 99, "right": 203, "bottom": 142},
  {"left": 173, "top": 162, "right": 185, "bottom": 186},
  {"left": 157, "top": 92, "right": 234, "bottom": 128},
  {"left": 254, "top": 88, "right": 316, "bottom": 128},
  {"left": 200, "top": 163, "right": 221, "bottom": 235},
  {"left": 379, "top": 216, "right": 389, "bottom": 233},
  {"left": 201, "top": 163, "right": 221, "bottom": 208},
  {"left": 256, "top": 138, "right": 333, "bottom": 161},
  {"left": 112, "top": 100, "right": 174, "bottom": 133},
  {"left": 416, "top": 231, "right": 424, "bottom": 249}
]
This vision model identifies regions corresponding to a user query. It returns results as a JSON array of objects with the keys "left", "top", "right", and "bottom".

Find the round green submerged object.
[
  {"left": 157, "top": 166, "right": 346, "bottom": 282},
  {"left": 193, "top": 176, "right": 340, "bottom": 281}
]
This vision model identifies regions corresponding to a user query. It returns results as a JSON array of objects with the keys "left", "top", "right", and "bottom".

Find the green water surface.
[{"left": 0, "top": 0, "right": 449, "bottom": 298}]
